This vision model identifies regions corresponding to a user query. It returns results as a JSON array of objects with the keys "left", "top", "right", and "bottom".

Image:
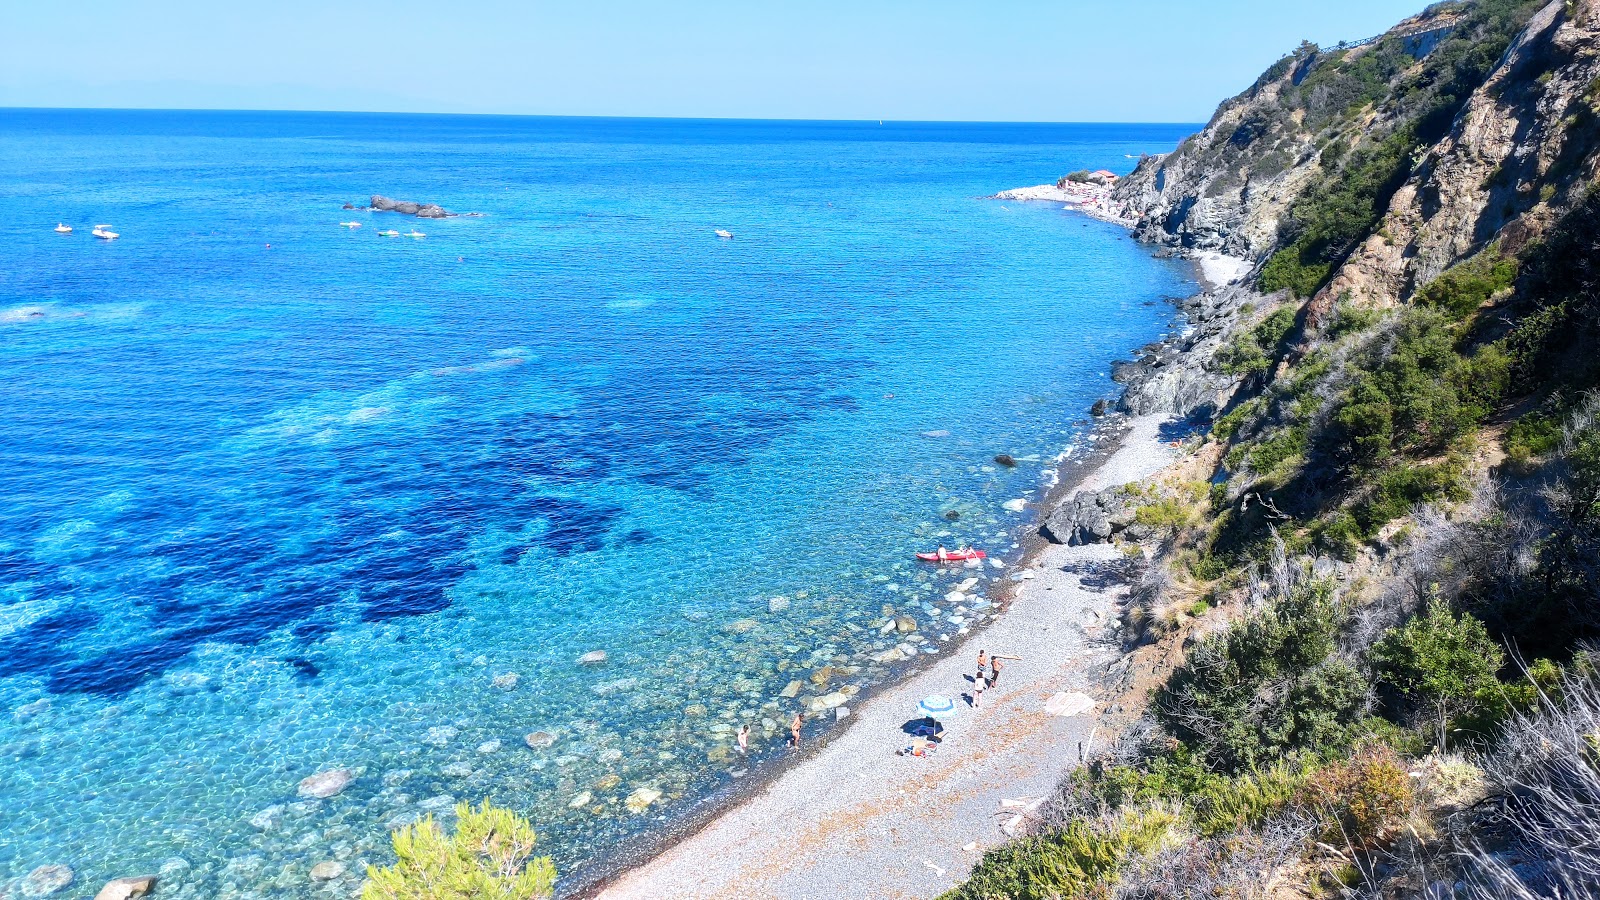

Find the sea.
[{"left": 0, "top": 110, "right": 1197, "bottom": 896}]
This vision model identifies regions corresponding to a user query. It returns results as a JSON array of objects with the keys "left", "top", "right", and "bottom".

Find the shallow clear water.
[{"left": 0, "top": 111, "right": 1195, "bottom": 895}]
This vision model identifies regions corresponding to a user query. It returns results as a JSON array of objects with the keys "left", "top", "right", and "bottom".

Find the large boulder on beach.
[
  {"left": 1042, "top": 488, "right": 1135, "bottom": 545},
  {"left": 369, "top": 195, "right": 451, "bottom": 218}
]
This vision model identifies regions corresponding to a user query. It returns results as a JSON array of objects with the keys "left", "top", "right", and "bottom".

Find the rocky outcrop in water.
[{"left": 369, "top": 195, "right": 451, "bottom": 218}]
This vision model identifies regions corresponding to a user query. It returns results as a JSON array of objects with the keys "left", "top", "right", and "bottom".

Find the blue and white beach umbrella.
[{"left": 917, "top": 695, "right": 958, "bottom": 718}]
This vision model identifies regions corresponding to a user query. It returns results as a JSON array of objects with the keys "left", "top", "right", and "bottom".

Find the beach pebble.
[
  {"left": 578, "top": 650, "right": 608, "bottom": 666},
  {"left": 297, "top": 769, "right": 355, "bottom": 799},
  {"left": 944, "top": 591, "right": 966, "bottom": 604},
  {"left": 477, "top": 740, "right": 502, "bottom": 754},
  {"left": 878, "top": 619, "right": 897, "bottom": 634},
  {"left": 874, "top": 647, "right": 907, "bottom": 663},
  {"left": 308, "top": 861, "right": 345, "bottom": 882},
  {"left": 20, "top": 865, "right": 74, "bottom": 896},
  {"left": 492, "top": 672, "right": 521, "bottom": 691},
  {"left": 894, "top": 616, "right": 918, "bottom": 634},
  {"left": 94, "top": 875, "right": 157, "bottom": 900},
  {"left": 625, "top": 787, "right": 663, "bottom": 813},
  {"left": 524, "top": 731, "right": 558, "bottom": 749}
]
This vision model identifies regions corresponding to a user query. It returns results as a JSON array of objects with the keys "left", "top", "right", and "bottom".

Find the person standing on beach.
[
  {"left": 972, "top": 672, "right": 986, "bottom": 708},
  {"left": 737, "top": 724, "right": 749, "bottom": 755},
  {"left": 975, "top": 650, "right": 988, "bottom": 685},
  {"left": 790, "top": 712, "right": 804, "bottom": 748},
  {"left": 989, "top": 657, "right": 1003, "bottom": 689}
]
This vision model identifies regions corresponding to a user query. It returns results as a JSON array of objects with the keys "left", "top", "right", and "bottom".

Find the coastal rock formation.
[
  {"left": 1041, "top": 487, "right": 1135, "bottom": 545},
  {"left": 369, "top": 195, "right": 450, "bottom": 218},
  {"left": 93, "top": 876, "right": 157, "bottom": 900}
]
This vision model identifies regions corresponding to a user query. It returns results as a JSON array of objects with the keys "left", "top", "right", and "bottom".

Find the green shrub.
[
  {"left": 362, "top": 801, "right": 557, "bottom": 900},
  {"left": 1371, "top": 597, "right": 1506, "bottom": 749},
  {"left": 1156, "top": 578, "right": 1369, "bottom": 773},
  {"left": 940, "top": 808, "right": 1176, "bottom": 900},
  {"left": 1415, "top": 251, "right": 1519, "bottom": 321},
  {"left": 1505, "top": 411, "right": 1563, "bottom": 464},
  {"left": 1218, "top": 307, "right": 1300, "bottom": 377}
]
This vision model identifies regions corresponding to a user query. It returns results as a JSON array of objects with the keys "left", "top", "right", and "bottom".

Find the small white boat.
[
  {"left": 406, "top": 230, "right": 425, "bottom": 238},
  {"left": 91, "top": 225, "right": 119, "bottom": 240},
  {"left": 715, "top": 229, "right": 733, "bottom": 238},
  {"left": 339, "top": 221, "right": 361, "bottom": 228},
  {"left": 377, "top": 229, "right": 400, "bottom": 237},
  {"left": 54, "top": 223, "right": 72, "bottom": 234}
]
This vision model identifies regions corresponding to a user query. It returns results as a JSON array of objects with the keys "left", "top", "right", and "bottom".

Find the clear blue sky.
[{"left": 2, "top": 1, "right": 1430, "bottom": 122}]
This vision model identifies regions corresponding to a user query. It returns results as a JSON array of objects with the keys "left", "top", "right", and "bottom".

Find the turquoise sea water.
[{"left": 0, "top": 111, "right": 1196, "bottom": 896}]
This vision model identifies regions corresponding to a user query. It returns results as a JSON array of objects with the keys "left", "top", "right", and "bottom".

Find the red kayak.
[{"left": 916, "top": 550, "right": 987, "bottom": 562}]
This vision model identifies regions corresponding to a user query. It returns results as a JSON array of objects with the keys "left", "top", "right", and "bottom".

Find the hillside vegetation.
[{"left": 947, "top": 1, "right": 1600, "bottom": 897}]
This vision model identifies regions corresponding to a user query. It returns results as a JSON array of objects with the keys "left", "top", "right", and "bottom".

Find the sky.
[{"left": 1, "top": 1, "right": 1434, "bottom": 122}]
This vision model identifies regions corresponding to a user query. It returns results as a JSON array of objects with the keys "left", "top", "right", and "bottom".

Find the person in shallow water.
[
  {"left": 790, "top": 712, "right": 804, "bottom": 748},
  {"left": 737, "top": 724, "right": 749, "bottom": 755}
]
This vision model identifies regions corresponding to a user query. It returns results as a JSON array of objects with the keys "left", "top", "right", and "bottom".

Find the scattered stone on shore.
[
  {"left": 894, "top": 616, "right": 918, "bottom": 634},
  {"left": 309, "top": 861, "right": 345, "bottom": 882},
  {"left": 1041, "top": 487, "right": 1135, "bottom": 545},
  {"left": 578, "top": 649, "right": 608, "bottom": 666},
  {"left": 524, "top": 731, "right": 558, "bottom": 749},
  {"left": 993, "top": 454, "right": 1017, "bottom": 467},
  {"left": 297, "top": 768, "right": 355, "bottom": 799},
  {"left": 779, "top": 680, "right": 803, "bottom": 698},
  {"left": 369, "top": 195, "right": 451, "bottom": 218},
  {"left": 492, "top": 672, "right": 521, "bottom": 690},
  {"left": 20, "top": 865, "right": 74, "bottom": 896},
  {"left": 626, "top": 787, "right": 663, "bottom": 813},
  {"left": 93, "top": 875, "right": 157, "bottom": 900}
]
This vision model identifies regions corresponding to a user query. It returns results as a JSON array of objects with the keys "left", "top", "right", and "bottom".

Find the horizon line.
[{"left": 0, "top": 104, "right": 1205, "bottom": 128}]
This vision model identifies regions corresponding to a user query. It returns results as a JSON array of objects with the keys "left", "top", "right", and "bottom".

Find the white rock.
[
  {"left": 957, "top": 577, "right": 979, "bottom": 592},
  {"left": 1002, "top": 498, "right": 1027, "bottom": 512},
  {"left": 578, "top": 650, "right": 608, "bottom": 666},
  {"left": 441, "top": 761, "right": 474, "bottom": 778},
  {"left": 767, "top": 596, "right": 791, "bottom": 613},
  {"left": 422, "top": 725, "right": 459, "bottom": 747},
  {"left": 476, "top": 740, "right": 502, "bottom": 754},
  {"left": 944, "top": 591, "right": 966, "bottom": 604},
  {"left": 94, "top": 875, "right": 157, "bottom": 900},
  {"left": 835, "top": 706, "right": 850, "bottom": 720},
  {"left": 524, "top": 731, "right": 558, "bottom": 749},
  {"left": 568, "top": 791, "right": 594, "bottom": 808},
  {"left": 13, "top": 698, "right": 50, "bottom": 722},
  {"left": 625, "top": 787, "right": 662, "bottom": 813},
  {"left": 248, "top": 804, "right": 284, "bottom": 830},
  {"left": 492, "top": 672, "right": 520, "bottom": 691}
]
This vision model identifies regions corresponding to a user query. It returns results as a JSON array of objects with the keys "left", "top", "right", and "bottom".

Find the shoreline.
[
  {"left": 592, "top": 413, "right": 1182, "bottom": 899},
  {"left": 577, "top": 193, "right": 1247, "bottom": 899}
]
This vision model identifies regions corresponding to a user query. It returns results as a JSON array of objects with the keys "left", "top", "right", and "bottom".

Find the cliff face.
[
  {"left": 1113, "top": 0, "right": 1593, "bottom": 303},
  {"left": 1324, "top": 0, "right": 1600, "bottom": 310}
]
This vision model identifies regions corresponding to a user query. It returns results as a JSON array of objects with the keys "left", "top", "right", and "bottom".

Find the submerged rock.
[
  {"left": 993, "top": 454, "right": 1018, "bottom": 467},
  {"left": 297, "top": 769, "right": 355, "bottom": 799},
  {"left": 894, "top": 615, "right": 918, "bottom": 634},
  {"left": 578, "top": 650, "right": 608, "bottom": 666},
  {"left": 492, "top": 672, "right": 521, "bottom": 691},
  {"left": 524, "top": 731, "right": 558, "bottom": 749},
  {"left": 625, "top": 786, "right": 663, "bottom": 813},
  {"left": 21, "top": 865, "right": 74, "bottom": 896},
  {"left": 767, "top": 596, "right": 791, "bottom": 613},
  {"left": 779, "top": 680, "right": 803, "bottom": 699},
  {"left": 308, "top": 861, "right": 345, "bottom": 882},
  {"left": 93, "top": 875, "right": 157, "bottom": 900},
  {"left": 568, "top": 791, "right": 593, "bottom": 808}
]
